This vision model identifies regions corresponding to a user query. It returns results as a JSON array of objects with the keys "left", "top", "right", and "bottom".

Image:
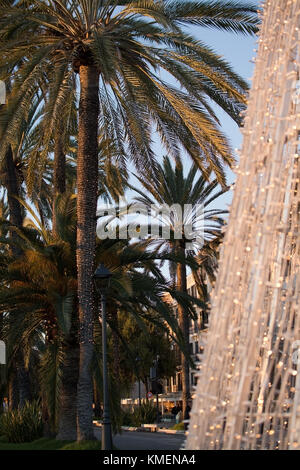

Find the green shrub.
[
  {"left": 121, "top": 409, "right": 135, "bottom": 427},
  {"left": 172, "top": 422, "right": 185, "bottom": 431},
  {"left": 0, "top": 400, "right": 43, "bottom": 443},
  {"left": 132, "top": 402, "right": 157, "bottom": 426},
  {"left": 120, "top": 403, "right": 158, "bottom": 427}
]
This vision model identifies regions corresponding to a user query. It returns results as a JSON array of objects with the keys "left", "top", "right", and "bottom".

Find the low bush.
[
  {"left": 172, "top": 422, "right": 185, "bottom": 431},
  {"left": 121, "top": 402, "right": 158, "bottom": 427},
  {"left": 0, "top": 400, "right": 43, "bottom": 443},
  {"left": 132, "top": 402, "right": 157, "bottom": 426},
  {"left": 120, "top": 409, "right": 135, "bottom": 427}
]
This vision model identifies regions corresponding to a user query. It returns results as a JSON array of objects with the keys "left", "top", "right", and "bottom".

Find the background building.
[{"left": 121, "top": 272, "right": 210, "bottom": 416}]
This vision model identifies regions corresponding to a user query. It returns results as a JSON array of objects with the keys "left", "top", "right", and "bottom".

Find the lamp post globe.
[{"left": 93, "top": 263, "right": 112, "bottom": 295}]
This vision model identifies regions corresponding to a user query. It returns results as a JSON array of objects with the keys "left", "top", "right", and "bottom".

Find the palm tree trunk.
[
  {"left": 5, "top": 145, "right": 31, "bottom": 407},
  {"left": 17, "top": 352, "right": 31, "bottom": 406},
  {"left": 52, "top": 131, "right": 66, "bottom": 235},
  {"left": 76, "top": 65, "right": 99, "bottom": 441},
  {"left": 93, "top": 380, "right": 102, "bottom": 419},
  {"left": 176, "top": 240, "right": 190, "bottom": 424},
  {"left": 56, "top": 339, "right": 79, "bottom": 440},
  {"left": 42, "top": 398, "right": 53, "bottom": 438},
  {"left": 107, "top": 305, "right": 120, "bottom": 382},
  {"left": 8, "top": 371, "right": 19, "bottom": 410}
]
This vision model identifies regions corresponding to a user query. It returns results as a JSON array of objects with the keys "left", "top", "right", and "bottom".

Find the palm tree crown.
[
  {"left": 133, "top": 155, "right": 227, "bottom": 255},
  {"left": 0, "top": 0, "right": 259, "bottom": 180},
  {"left": 132, "top": 155, "right": 228, "bottom": 422}
]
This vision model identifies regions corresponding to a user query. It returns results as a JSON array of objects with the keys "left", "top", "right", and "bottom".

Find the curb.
[
  {"left": 158, "top": 429, "right": 185, "bottom": 435},
  {"left": 93, "top": 421, "right": 185, "bottom": 435},
  {"left": 121, "top": 426, "right": 140, "bottom": 432}
]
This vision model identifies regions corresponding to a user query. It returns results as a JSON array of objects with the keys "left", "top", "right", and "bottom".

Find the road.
[{"left": 94, "top": 428, "right": 186, "bottom": 450}]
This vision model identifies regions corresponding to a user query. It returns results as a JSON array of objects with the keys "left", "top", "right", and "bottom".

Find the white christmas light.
[{"left": 186, "top": 0, "right": 300, "bottom": 450}]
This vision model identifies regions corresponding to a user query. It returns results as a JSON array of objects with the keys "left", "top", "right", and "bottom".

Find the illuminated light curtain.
[{"left": 186, "top": 0, "right": 300, "bottom": 450}]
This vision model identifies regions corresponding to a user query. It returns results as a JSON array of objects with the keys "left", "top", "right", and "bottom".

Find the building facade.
[
  {"left": 160, "top": 273, "right": 208, "bottom": 406},
  {"left": 121, "top": 272, "right": 209, "bottom": 412}
]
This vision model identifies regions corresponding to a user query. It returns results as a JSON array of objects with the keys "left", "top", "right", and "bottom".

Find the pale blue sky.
[
  {"left": 128, "top": 1, "right": 259, "bottom": 212},
  {"left": 190, "top": 22, "right": 257, "bottom": 209},
  {"left": 98, "top": 2, "right": 261, "bottom": 277}
]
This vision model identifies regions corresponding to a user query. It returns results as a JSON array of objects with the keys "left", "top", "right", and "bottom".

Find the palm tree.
[
  {"left": 0, "top": 191, "right": 202, "bottom": 438},
  {"left": 0, "top": 0, "right": 259, "bottom": 439},
  {"left": 133, "top": 155, "right": 228, "bottom": 421},
  {"left": 115, "top": 312, "right": 177, "bottom": 398},
  {"left": 0, "top": 89, "right": 44, "bottom": 408},
  {"left": 0, "top": 194, "right": 79, "bottom": 438},
  {"left": 93, "top": 217, "right": 203, "bottom": 381}
]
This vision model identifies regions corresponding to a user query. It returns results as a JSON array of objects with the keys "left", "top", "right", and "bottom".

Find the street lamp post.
[
  {"left": 135, "top": 356, "right": 142, "bottom": 408},
  {"left": 93, "top": 263, "right": 113, "bottom": 451},
  {"left": 138, "top": 380, "right": 141, "bottom": 408},
  {"left": 155, "top": 356, "right": 160, "bottom": 426},
  {"left": 150, "top": 355, "right": 160, "bottom": 425}
]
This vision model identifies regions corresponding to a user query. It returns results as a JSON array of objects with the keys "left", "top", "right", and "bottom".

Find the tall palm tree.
[
  {"left": 0, "top": 89, "right": 44, "bottom": 408},
  {"left": 0, "top": 0, "right": 259, "bottom": 439},
  {"left": 0, "top": 194, "right": 79, "bottom": 438},
  {"left": 0, "top": 192, "right": 199, "bottom": 438},
  {"left": 133, "top": 155, "right": 228, "bottom": 421}
]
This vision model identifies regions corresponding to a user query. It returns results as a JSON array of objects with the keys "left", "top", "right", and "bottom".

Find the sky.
[
  {"left": 188, "top": 23, "right": 257, "bottom": 210},
  {"left": 101, "top": 1, "right": 260, "bottom": 253},
  {"left": 130, "top": 1, "right": 259, "bottom": 213},
  {"left": 16, "top": 1, "right": 260, "bottom": 233},
  {"left": 95, "top": 1, "right": 261, "bottom": 282},
  {"left": 196, "top": 26, "right": 257, "bottom": 151}
]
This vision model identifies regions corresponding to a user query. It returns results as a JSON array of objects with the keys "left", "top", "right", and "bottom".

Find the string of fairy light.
[{"left": 186, "top": 0, "right": 300, "bottom": 450}]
